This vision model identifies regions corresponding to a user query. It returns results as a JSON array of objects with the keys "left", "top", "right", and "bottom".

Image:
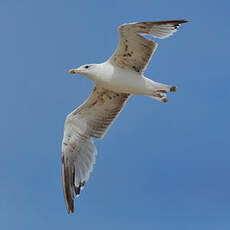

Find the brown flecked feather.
[
  {"left": 110, "top": 20, "right": 188, "bottom": 73},
  {"left": 62, "top": 87, "right": 130, "bottom": 213}
]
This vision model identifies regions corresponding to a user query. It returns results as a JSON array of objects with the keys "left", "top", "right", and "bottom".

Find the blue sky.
[{"left": 1, "top": 0, "right": 230, "bottom": 229}]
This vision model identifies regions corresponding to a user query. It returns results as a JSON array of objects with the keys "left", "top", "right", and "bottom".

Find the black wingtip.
[
  {"left": 62, "top": 155, "right": 75, "bottom": 214},
  {"left": 153, "top": 19, "right": 188, "bottom": 27},
  {"left": 65, "top": 198, "right": 74, "bottom": 214},
  {"left": 180, "top": 19, "right": 188, "bottom": 24},
  {"left": 170, "top": 19, "right": 188, "bottom": 25}
]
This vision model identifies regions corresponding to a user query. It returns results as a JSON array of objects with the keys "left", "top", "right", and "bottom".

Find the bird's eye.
[{"left": 85, "top": 65, "right": 89, "bottom": 69}]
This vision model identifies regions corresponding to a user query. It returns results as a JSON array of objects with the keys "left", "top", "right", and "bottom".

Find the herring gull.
[{"left": 62, "top": 19, "right": 187, "bottom": 213}]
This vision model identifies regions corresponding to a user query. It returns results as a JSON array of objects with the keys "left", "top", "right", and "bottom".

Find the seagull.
[{"left": 62, "top": 19, "right": 187, "bottom": 213}]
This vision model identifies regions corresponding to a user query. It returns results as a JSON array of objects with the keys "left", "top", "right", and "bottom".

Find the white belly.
[{"left": 93, "top": 62, "right": 155, "bottom": 95}]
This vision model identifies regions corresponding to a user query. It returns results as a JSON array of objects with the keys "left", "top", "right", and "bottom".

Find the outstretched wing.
[
  {"left": 109, "top": 20, "right": 187, "bottom": 73},
  {"left": 62, "top": 87, "right": 130, "bottom": 213}
]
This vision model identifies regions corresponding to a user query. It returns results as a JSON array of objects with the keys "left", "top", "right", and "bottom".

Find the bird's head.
[{"left": 69, "top": 64, "right": 97, "bottom": 78}]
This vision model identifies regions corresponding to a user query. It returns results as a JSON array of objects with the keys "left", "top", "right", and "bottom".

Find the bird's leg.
[
  {"left": 152, "top": 81, "right": 177, "bottom": 93},
  {"left": 151, "top": 81, "right": 177, "bottom": 103},
  {"left": 152, "top": 92, "right": 168, "bottom": 103}
]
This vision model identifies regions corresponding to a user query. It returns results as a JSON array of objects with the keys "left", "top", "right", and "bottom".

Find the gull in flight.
[{"left": 62, "top": 19, "right": 187, "bottom": 213}]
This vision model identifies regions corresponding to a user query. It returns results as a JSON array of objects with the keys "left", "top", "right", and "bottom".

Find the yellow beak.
[{"left": 69, "top": 69, "right": 76, "bottom": 74}]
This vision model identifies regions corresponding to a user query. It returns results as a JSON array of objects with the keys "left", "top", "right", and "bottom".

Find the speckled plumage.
[{"left": 62, "top": 19, "right": 187, "bottom": 213}]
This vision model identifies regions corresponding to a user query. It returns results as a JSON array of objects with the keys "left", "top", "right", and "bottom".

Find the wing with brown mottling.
[
  {"left": 62, "top": 87, "right": 130, "bottom": 213},
  {"left": 109, "top": 20, "right": 187, "bottom": 73}
]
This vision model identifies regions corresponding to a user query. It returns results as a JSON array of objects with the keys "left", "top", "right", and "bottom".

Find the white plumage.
[{"left": 62, "top": 19, "right": 187, "bottom": 213}]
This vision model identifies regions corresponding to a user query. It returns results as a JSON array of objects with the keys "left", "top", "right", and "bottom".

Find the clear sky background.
[{"left": 1, "top": 0, "right": 230, "bottom": 229}]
